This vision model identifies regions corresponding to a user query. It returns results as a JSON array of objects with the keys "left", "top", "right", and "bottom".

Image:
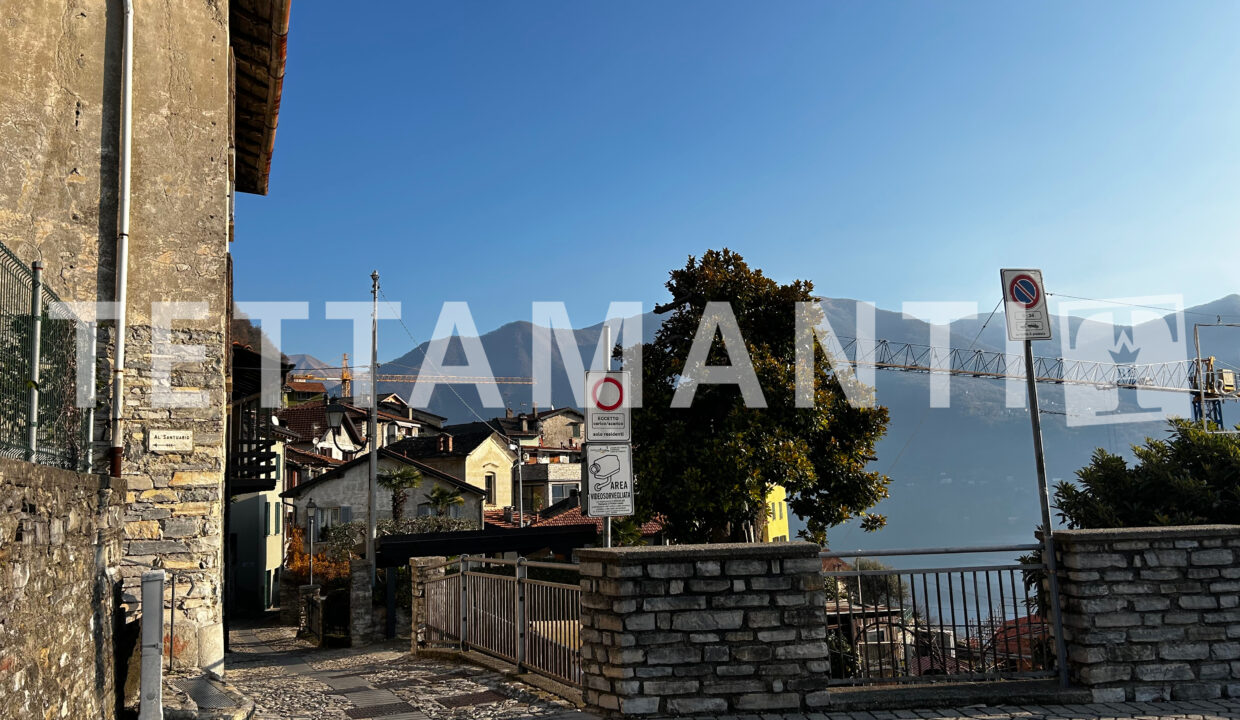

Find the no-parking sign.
[
  {"left": 1001, "top": 269, "right": 1052, "bottom": 341},
  {"left": 584, "top": 371, "right": 630, "bottom": 442}
]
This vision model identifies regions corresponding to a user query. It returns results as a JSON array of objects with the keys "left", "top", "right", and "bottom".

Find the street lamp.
[
  {"left": 324, "top": 400, "right": 347, "bottom": 438},
  {"left": 306, "top": 498, "right": 317, "bottom": 586}
]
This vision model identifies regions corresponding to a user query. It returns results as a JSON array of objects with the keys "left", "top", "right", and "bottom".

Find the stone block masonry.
[
  {"left": 0, "top": 457, "right": 127, "bottom": 719},
  {"left": 1057, "top": 525, "right": 1240, "bottom": 703},
  {"left": 577, "top": 542, "right": 829, "bottom": 717}
]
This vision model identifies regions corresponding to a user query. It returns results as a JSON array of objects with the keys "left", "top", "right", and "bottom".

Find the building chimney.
[
  {"left": 506, "top": 407, "right": 514, "bottom": 419},
  {"left": 503, "top": 506, "right": 514, "bottom": 523}
]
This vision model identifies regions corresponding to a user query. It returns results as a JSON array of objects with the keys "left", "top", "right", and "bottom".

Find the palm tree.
[
  {"left": 427, "top": 485, "right": 464, "bottom": 517},
  {"left": 377, "top": 466, "right": 423, "bottom": 521}
]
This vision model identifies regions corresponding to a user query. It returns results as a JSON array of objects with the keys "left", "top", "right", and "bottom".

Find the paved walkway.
[
  {"left": 225, "top": 621, "right": 1240, "bottom": 720},
  {"left": 225, "top": 621, "right": 589, "bottom": 720}
]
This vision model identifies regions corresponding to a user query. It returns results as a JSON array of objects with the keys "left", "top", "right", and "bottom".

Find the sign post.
[
  {"left": 583, "top": 328, "right": 633, "bottom": 546},
  {"left": 1000, "top": 268, "right": 1068, "bottom": 688}
]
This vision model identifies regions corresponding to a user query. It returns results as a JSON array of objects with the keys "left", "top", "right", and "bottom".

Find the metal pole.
[
  {"left": 1194, "top": 324, "right": 1205, "bottom": 429},
  {"left": 168, "top": 573, "right": 175, "bottom": 669},
  {"left": 459, "top": 555, "right": 469, "bottom": 650},
  {"left": 82, "top": 320, "right": 98, "bottom": 472},
  {"left": 516, "top": 557, "right": 527, "bottom": 668},
  {"left": 517, "top": 454, "right": 524, "bottom": 527},
  {"left": 603, "top": 324, "right": 612, "bottom": 548},
  {"left": 26, "top": 261, "right": 43, "bottom": 462},
  {"left": 138, "top": 570, "right": 164, "bottom": 720},
  {"left": 1023, "top": 339, "right": 1070, "bottom": 688},
  {"left": 308, "top": 511, "right": 315, "bottom": 586},
  {"left": 367, "top": 271, "right": 379, "bottom": 583}
]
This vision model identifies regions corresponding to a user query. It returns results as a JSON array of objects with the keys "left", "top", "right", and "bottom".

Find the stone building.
[
  {"left": 282, "top": 449, "right": 486, "bottom": 531},
  {"left": 390, "top": 426, "right": 518, "bottom": 508},
  {"left": 0, "top": 0, "right": 291, "bottom": 675}
]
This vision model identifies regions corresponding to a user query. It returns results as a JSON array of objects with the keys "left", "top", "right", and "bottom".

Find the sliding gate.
[{"left": 423, "top": 556, "right": 582, "bottom": 687}]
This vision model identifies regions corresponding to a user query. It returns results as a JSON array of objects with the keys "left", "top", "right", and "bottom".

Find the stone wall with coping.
[
  {"left": 1057, "top": 525, "right": 1240, "bottom": 702},
  {"left": 0, "top": 457, "right": 127, "bottom": 719},
  {"left": 410, "top": 556, "right": 447, "bottom": 654},
  {"left": 577, "top": 542, "right": 829, "bottom": 717}
]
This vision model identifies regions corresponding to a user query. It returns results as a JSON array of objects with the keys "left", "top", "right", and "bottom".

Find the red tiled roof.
[
  {"left": 821, "top": 556, "right": 852, "bottom": 573},
  {"left": 286, "top": 380, "right": 326, "bottom": 393},
  {"left": 483, "top": 508, "right": 522, "bottom": 529},
  {"left": 286, "top": 446, "right": 341, "bottom": 466},
  {"left": 277, "top": 404, "right": 329, "bottom": 440}
]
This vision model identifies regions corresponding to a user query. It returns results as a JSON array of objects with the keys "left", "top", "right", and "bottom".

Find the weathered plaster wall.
[
  {"left": 0, "top": 457, "right": 127, "bottom": 720},
  {"left": 289, "top": 457, "right": 485, "bottom": 528},
  {"left": 468, "top": 435, "right": 517, "bottom": 507},
  {"left": 0, "top": 0, "right": 232, "bottom": 672}
]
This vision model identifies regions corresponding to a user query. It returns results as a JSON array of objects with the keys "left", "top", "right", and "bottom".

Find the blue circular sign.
[{"left": 1009, "top": 274, "right": 1040, "bottom": 308}]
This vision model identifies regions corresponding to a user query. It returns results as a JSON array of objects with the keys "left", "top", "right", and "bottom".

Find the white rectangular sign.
[
  {"left": 1001, "top": 268, "right": 1052, "bottom": 341},
  {"left": 585, "top": 443, "right": 634, "bottom": 517},
  {"left": 148, "top": 429, "right": 193, "bottom": 453},
  {"left": 584, "top": 371, "right": 631, "bottom": 442}
]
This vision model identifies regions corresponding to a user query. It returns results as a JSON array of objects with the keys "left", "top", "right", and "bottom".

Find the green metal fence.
[{"left": 0, "top": 242, "right": 90, "bottom": 470}]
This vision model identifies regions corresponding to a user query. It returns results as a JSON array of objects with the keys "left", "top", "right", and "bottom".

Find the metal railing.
[
  {"left": 0, "top": 243, "right": 90, "bottom": 470},
  {"left": 820, "top": 544, "right": 1056, "bottom": 685},
  {"left": 422, "top": 555, "right": 581, "bottom": 687}
]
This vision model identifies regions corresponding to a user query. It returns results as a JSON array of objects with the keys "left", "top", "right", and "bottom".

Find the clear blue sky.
[{"left": 233, "top": 0, "right": 1240, "bottom": 363}]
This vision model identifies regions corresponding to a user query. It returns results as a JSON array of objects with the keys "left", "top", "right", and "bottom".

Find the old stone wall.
[
  {"left": 409, "top": 556, "right": 447, "bottom": 654},
  {"left": 0, "top": 457, "right": 127, "bottom": 720},
  {"left": 350, "top": 560, "right": 374, "bottom": 646},
  {"left": 577, "top": 542, "right": 829, "bottom": 717},
  {"left": 1057, "top": 525, "right": 1240, "bottom": 702},
  {"left": 1, "top": 0, "right": 233, "bottom": 673}
]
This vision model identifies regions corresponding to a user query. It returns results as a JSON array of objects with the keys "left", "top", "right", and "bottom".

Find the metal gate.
[{"left": 423, "top": 555, "right": 581, "bottom": 687}]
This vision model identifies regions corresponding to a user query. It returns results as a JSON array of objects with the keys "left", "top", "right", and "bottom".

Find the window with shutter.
[{"left": 263, "top": 500, "right": 270, "bottom": 536}]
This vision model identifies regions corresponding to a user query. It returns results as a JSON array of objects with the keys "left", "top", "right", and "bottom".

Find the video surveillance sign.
[{"left": 585, "top": 443, "right": 634, "bottom": 517}]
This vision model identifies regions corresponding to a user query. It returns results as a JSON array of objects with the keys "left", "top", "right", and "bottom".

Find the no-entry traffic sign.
[
  {"left": 1001, "top": 268, "right": 1051, "bottom": 341},
  {"left": 585, "top": 371, "right": 630, "bottom": 442}
]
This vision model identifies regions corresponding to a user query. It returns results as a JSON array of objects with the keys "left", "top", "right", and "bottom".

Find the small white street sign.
[
  {"left": 1001, "top": 268, "right": 1052, "bottom": 341},
  {"left": 584, "top": 371, "right": 631, "bottom": 442},
  {"left": 585, "top": 443, "right": 634, "bottom": 517},
  {"left": 148, "top": 429, "right": 193, "bottom": 453}
]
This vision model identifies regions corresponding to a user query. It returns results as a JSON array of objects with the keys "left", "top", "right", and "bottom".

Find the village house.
[
  {"left": 281, "top": 448, "right": 485, "bottom": 535},
  {"left": 389, "top": 425, "right": 517, "bottom": 507},
  {"left": 225, "top": 342, "right": 297, "bottom": 618}
]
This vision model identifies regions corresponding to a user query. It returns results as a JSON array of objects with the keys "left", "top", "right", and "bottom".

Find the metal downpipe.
[{"left": 110, "top": 0, "right": 134, "bottom": 478}]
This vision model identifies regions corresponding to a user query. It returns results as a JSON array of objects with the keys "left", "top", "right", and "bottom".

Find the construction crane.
[
  {"left": 291, "top": 354, "right": 533, "bottom": 397},
  {"left": 292, "top": 340, "right": 1236, "bottom": 421},
  {"left": 823, "top": 335, "right": 1238, "bottom": 423}
]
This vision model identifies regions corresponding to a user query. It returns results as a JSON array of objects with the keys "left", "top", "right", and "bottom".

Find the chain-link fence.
[{"left": 0, "top": 242, "right": 90, "bottom": 470}]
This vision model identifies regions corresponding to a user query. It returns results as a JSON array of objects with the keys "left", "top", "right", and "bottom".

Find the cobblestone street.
[
  {"left": 225, "top": 620, "right": 590, "bottom": 720},
  {"left": 224, "top": 620, "right": 1240, "bottom": 720}
]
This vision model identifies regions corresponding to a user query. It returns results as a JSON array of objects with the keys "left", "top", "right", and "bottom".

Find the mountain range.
[{"left": 289, "top": 294, "right": 1240, "bottom": 555}]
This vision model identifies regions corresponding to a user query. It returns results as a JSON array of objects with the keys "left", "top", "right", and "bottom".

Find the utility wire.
[
  {"left": 1048, "top": 292, "right": 1240, "bottom": 321},
  {"left": 885, "top": 297, "right": 1004, "bottom": 476},
  {"left": 375, "top": 288, "right": 509, "bottom": 439}
]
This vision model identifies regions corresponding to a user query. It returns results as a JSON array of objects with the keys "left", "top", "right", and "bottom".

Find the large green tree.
[
  {"left": 1054, "top": 418, "right": 1240, "bottom": 528},
  {"left": 631, "top": 249, "right": 891, "bottom": 543}
]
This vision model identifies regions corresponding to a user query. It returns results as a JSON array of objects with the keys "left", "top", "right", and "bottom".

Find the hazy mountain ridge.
[{"left": 291, "top": 295, "right": 1240, "bottom": 552}]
